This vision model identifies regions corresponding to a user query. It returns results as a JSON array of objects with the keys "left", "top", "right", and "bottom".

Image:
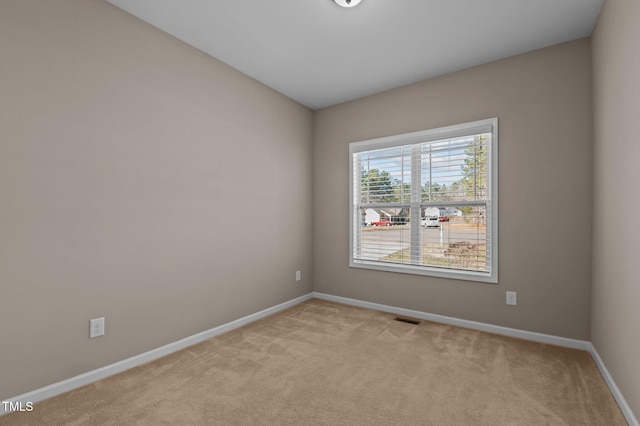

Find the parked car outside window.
[{"left": 421, "top": 216, "right": 439, "bottom": 228}]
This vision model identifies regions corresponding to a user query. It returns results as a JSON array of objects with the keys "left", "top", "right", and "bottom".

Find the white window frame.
[{"left": 349, "top": 118, "right": 498, "bottom": 283}]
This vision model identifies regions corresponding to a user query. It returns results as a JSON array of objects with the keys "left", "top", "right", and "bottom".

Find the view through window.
[{"left": 349, "top": 118, "right": 498, "bottom": 283}]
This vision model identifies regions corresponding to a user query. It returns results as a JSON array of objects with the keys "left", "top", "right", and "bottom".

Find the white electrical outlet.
[
  {"left": 296, "top": 270, "right": 301, "bottom": 281},
  {"left": 90, "top": 317, "right": 105, "bottom": 338},
  {"left": 506, "top": 291, "right": 517, "bottom": 306}
]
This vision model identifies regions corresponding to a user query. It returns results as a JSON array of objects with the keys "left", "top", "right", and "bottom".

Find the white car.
[{"left": 421, "top": 216, "right": 439, "bottom": 228}]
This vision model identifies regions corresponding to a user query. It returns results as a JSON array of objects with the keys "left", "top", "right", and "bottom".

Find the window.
[{"left": 349, "top": 118, "right": 498, "bottom": 283}]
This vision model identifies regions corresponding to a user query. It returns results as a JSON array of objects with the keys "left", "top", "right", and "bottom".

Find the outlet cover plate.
[
  {"left": 90, "top": 317, "right": 105, "bottom": 338},
  {"left": 506, "top": 291, "right": 517, "bottom": 306}
]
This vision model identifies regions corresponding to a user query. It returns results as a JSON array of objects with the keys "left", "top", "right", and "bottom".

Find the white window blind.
[{"left": 349, "top": 118, "right": 498, "bottom": 283}]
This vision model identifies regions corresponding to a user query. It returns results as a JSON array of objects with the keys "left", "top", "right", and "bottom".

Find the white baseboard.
[
  {"left": 313, "top": 292, "right": 591, "bottom": 350},
  {"left": 588, "top": 343, "right": 639, "bottom": 426},
  {"left": 4, "top": 291, "right": 637, "bottom": 425},
  {"left": 313, "top": 292, "right": 638, "bottom": 425},
  {"left": 1, "top": 293, "right": 313, "bottom": 416}
]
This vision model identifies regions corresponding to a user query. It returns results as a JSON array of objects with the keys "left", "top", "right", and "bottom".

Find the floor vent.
[{"left": 394, "top": 317, "right": 421, "bottom": 325}]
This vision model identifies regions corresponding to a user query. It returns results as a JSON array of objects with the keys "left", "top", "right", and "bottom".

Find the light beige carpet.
[{"left": 1, "top": 299, "right": 626, "bottom": 425}]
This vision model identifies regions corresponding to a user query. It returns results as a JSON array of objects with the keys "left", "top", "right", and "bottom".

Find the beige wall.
[
  {"left": 313, "top": 39, "right": 593, "bottom": 340},
  {"left": 592, "top": 0, "right": 640, "bottom": 418},
  {"left": 6, "top": 0, "right": 636, "bottom": 413},
  {"left": 0, "top": 0, "right": 312, "bottom": 400}
]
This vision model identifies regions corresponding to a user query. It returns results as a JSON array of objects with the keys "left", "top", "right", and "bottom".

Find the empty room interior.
[{"left": 1, "top": 0, "right": 639, "bottom": 424}]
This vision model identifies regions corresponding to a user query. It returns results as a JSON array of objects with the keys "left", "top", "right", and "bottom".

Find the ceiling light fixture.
[{"left": 332, "top": 0, "right": 362, "bottom": 8}]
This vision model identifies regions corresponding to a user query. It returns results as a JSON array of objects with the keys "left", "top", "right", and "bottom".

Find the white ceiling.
[{"left": 105, "top": 0, "right": 603, "bottom": 110}]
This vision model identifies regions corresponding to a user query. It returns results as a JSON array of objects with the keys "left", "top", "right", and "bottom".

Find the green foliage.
[
  {"left": 392, "top": 179, "right": 411, "bottom": 203},
  {"left": 361, "top": 168, "right": 396, "bottom": 203},
  {"left": 460, "top": 135, "right": 488, "bottom": 199},
  {"left": 362, "top": 134, "right": 487, "bottom": 206},
  {"left": 422, "top": 181, "right": 447, "bottom": 202}
]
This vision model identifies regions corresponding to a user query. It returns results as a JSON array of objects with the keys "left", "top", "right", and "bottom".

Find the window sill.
[{"left": 349, "top": 259, "right": 498, "bottom": 284}]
